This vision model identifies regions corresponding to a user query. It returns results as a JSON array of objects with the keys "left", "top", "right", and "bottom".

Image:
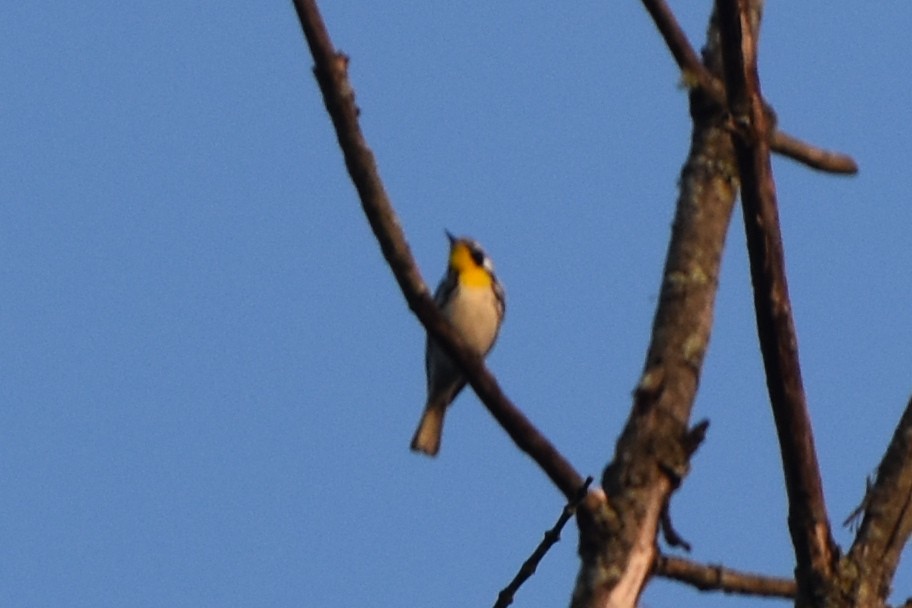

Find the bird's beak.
[{"left": 444, "top": 230, "right": 456, "bottom": 245}]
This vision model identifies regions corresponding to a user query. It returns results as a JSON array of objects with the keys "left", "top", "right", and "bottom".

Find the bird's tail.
[{"left": 410, "top": 404, "right": 446, "bottom": 457}]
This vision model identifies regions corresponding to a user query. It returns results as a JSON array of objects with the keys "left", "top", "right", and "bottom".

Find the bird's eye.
[{"left": 470, "top": 248, "right": 486, "bottom": 267}]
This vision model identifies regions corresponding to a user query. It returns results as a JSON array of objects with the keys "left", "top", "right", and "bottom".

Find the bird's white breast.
[{"left": 443, "top": 284, "right": 501, "bottom": 355}]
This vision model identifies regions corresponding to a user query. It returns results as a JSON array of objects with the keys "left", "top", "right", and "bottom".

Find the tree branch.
[
  {"left": 845, "top": 396, "right": 912, "bottom": 605},
  {"left": 640, "top": 0, "right": 725, "bottom": 102},
  {"left": 715, "top": 0, "right": 839, "bottom": 603},
  {"left": 654, "top": 554, "right": 796, "bottom": 598},
  {"left": 291, "top": 0, "right": 585, "bottom": 500},
  {"left": 640, "top": 0, "right": 857, "bottom": 175},
  {"left": 571, "top": 14, "right": 742, "bottom": 607},
  {"left": 494, "top": 477, "right": 593, "bottom": 608},
  {"left": 770, "top": 131, "right": 858, "bottom": 175}
]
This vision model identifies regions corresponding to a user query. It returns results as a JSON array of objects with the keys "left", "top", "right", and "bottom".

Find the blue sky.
[{"left": 2, "top": 2, "right": 910, "bottom": 607}]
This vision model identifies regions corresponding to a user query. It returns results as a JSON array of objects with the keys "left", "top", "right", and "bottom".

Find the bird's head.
[{"left": 445, "top": 230, "right": 495, "bottom": 287}]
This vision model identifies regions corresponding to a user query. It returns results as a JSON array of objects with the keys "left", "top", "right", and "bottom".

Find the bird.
[{"left": 410, "top": 231, "right": 506, "bottom": 456}]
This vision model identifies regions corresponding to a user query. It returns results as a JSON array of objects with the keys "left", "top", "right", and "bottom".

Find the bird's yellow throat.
[{"left": 449, "top": 242, "right": 493, "bottom": 288}]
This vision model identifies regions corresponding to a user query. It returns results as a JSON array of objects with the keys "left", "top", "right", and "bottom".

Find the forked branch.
[{"left": 640, "top": 0, "right": 857, "bottom": 175}]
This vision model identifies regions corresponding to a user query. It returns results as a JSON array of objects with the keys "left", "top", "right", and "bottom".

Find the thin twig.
[
  {"left": 842, "top": 473, "right": 875, "bottom": 531},
  {"left": 659, "top": 505, "right": 691, "bottom": 552},
  {"left": 639, "top": 0, "right": 858, "bottom": 175},
  {"left": 715, "top": 0, "right": 838, "bottom": 600},
  {"left": 654, "top": 554, "right": 796, "bottom": 598},
  {"left": 291, "top": 0, "right": 585, "bottom": 500},
  {"left": 657, "top": 420, "right": 710, "bottom": 553},
  {"left": 641, "top": 0, "right": 725, "bottom": 102},
  {"left": 494, "top": 477, "right": 594, "bottom": 608}
]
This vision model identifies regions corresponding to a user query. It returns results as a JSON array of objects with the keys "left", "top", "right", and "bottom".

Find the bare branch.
[
  {"left": 494, "top": 477, "right": 593, "bottom": 608},
  {"left": 640, "top": 0, "right": 724, "bottom": 101},
  {"left": 291, "top": 0, "right": 585, "bottom": 500},
  {"left": 714, "top": 0, "right": 839, "bottom": 601},
  {"left": 770, "top": 131, "right": 858, "bottom": 175},
  {"left": 654, "top": 554, "right": 796, "bottom": 598},
  {"left": 845, "top": 396, "right": 912, "bottom": 605},
  {"left": 639, "top": 0, "right": 858, "bottom": 176},
  {"left": 572, "top": 24, "right": 741, "bottom": 608},
  {"left": 640, "top": 0, "right": 725, "bottom": 102}
]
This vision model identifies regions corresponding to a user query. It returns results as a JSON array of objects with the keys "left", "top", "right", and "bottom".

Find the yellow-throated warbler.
[{"left": 410, "top": 231, "right": 506, "bottom": 456}]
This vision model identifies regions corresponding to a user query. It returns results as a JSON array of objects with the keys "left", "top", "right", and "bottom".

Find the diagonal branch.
[
  {"left": 640, "top": 0, "right": 857, "bottom": 175},
  {"left": 715, "top": 0, "right": 839, "bottom": 602},
  {"left": 641, "top": 0, "right": 725, "bottom": 101},
  {"left": 845, "top": 396, "right": 912, "bottom": 605},
  {"left": 654, "top": 554, "right": 796, "bottom": 598},
  {"left": 495, "top": 477, "right": 593, "bottom": 608},
  {"left": 291, "top": 0, "right": 585, "bottom": 500},
  {"left": 572, "top": 16, "right": 742, "bottom": 608}
]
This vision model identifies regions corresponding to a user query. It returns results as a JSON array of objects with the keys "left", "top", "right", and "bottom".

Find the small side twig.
[
  {"left": 654, "top": 554, "right": 796, "bottom": 598},
  {"left": 842, "top": 473, "right": 875, "bottom": 531},
  {"left": 656, "top": 420, "right": 710, "bottom": 552},
  {"left": 770, "top": 131, "right": 858, "bottom": 174},
  {"left": 659, "top": 505, "right": 691, "bottom": 552},
  {"left": 494, "top": 477, "right": 594, "bottom": 608}
]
